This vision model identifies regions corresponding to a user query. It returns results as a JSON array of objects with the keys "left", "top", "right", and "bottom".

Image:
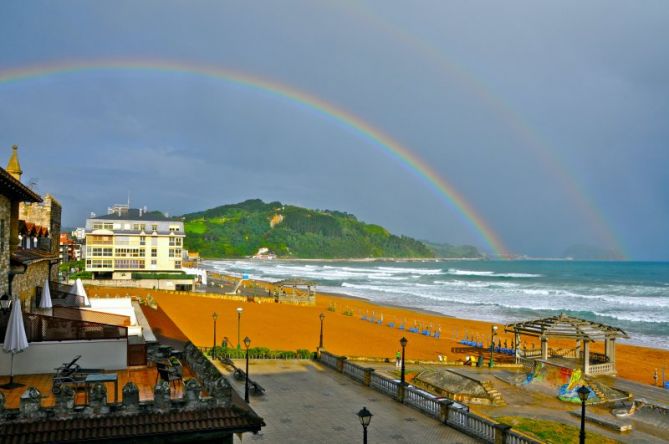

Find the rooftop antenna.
[{"left": 127, "top": 191, "right": 130, "bottom": 209}]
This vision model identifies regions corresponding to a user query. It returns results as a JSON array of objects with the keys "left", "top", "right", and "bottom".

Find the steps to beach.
[{"left": 480, "top": 380, "right": 506, "bottom": 406}]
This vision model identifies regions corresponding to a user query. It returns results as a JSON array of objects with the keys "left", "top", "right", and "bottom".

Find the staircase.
[{"left": 481, "top": 380, "right": 506, "bottom": 406}]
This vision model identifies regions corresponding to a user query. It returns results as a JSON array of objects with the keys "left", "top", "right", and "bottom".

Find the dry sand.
[{"left": 89, "top": 286, "right": 669, "bottom": 386}]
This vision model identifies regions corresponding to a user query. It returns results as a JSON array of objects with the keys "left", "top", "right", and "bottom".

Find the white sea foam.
[{"left": 446, "top": 269, "right": 542, "bottom": 278}]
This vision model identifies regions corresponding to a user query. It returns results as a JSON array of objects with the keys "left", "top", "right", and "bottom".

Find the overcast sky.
[{"left": 1, "top": 1, "right": 667, "bottom": 259}]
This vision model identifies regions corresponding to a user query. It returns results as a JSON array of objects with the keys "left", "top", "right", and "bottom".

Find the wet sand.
[{"left": 88, "top": 285, "right": 669, "bottom": 386}]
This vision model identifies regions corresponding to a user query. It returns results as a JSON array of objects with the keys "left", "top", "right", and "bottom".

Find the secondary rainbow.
[
  {"left": 340, "top": 1, "right": 625, "bottom": 257},
  {"left": 0, "top": 59, "right": 510, "bottom": 257}
]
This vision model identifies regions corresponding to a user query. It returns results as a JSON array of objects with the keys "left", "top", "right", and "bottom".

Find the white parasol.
[
  {"left": 68, "top": 278, "right": 90, "bottom": 306},
  {"left": 39, "top": 278, "right": 52, "bottom": 309},
  {"left": 2, "top": 298, "right": 28, "bottom": 389}
]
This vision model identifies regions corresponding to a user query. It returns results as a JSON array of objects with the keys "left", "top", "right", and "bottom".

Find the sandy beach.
[{"left": 89, "top": 285, "right": 669, "bottom": 386}]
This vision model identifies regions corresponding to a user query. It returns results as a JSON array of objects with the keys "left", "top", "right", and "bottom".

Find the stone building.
[{"left": 0, "top": 145, "right": 60, "bottom": 306}]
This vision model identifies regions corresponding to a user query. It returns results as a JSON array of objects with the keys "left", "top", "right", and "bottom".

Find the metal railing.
[
  {"left": 342, "top": 360, "right": 366, "bottom": 382},
  {"left": 318, "top": 351, "right": 545, "bottom": 444},
  {"left": 369, "top": 373, "right": 399, "bottom": 398},
  {"left": 506, "top": 429, "right": 543, "bottom": 444},
  {"left": 404, "top": 387, "right": 440, "bottom": 418},
  {"left": 320, "top": 351, "right": 339, "bottom": 369}
]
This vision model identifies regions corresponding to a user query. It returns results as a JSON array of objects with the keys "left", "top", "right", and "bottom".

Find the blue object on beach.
[
  {"left": 398, "top": 324, "right": 405, "bottom": 330},
  {"left": 387, "top": 322, "right": 395, "bottom": 328},
  {"left": 665, "top": 382, "right": 669, "bottom": 390},
  {"left": 434, "top": 332, "right": 440, "bottom": 339},
  {"left": 361, "top": 316, "right": 367, "bottom": 321},
  {"left": 377, "top": 319, "right": 382, "bottom": 325}
]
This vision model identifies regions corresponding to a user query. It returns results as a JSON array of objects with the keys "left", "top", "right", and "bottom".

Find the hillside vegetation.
[{"left": 182, "top": 199, "right": 436, "bottom": 258}]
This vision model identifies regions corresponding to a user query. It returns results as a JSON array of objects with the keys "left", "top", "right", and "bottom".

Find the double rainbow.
[{"left": 0, "top": 59, "right": 510, "bottom": 257}]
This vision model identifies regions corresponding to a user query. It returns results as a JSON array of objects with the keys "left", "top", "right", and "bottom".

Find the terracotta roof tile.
[{"left": 0, "top": 407, "right": 263, "bottom": 443}]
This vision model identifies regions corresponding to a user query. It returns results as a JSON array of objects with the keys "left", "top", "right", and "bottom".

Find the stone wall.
[
  {"left": 20, "top": 193, "right": 62, "bottom": 260},
  {"left": 12, "top": 260, "right": 50, "bottom": 306},
  {"left": 0, "top": 194, "right": 9, "bottom": 296}
]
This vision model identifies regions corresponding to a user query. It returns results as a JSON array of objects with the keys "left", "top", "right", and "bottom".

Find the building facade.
[
  {"left": 0, "top": 146, "right": 61, "bottom": 305},
  {"left": 85, "top": 209, "right": 185, "bottom": 279}
]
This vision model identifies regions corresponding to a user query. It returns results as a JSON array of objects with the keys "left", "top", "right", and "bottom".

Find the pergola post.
[
  {"left": 540, "top": 335, "right": 549, "bottom": 360},
  {"left": 582, "top": 340, "right": 590, "bottom": 375},
  {"left": 575, "top": 338, "right": 582, "bottom": 360},
  {"left": 514, "top": 329, "right": 520, "bottom": 362},
  {"left": 609, "top": 337, "right": 616, "bottom": 372}
]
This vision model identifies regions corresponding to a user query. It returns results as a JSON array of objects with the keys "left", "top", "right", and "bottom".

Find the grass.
[{"left": 495, "top": 416, "right": 619, "bottom": 444}]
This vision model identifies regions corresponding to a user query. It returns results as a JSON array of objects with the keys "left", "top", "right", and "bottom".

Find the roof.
[
  {"left": 0, "top": 166, "right": 41, "bottom": 203},
  {"left": 505, "top": 313, "right": 629, "bottom": 341},
  {"left": 275, "top": 279, "right": 318, "bottom": 287},
  {"left": 10, "top": 248, "right": 59, "bottom": 265},
  {"left": 0, "top": 407, "right": 264, "bottom": 443},
  {"left": 93, "top": 209, "right": 178, "bottom": 222}
]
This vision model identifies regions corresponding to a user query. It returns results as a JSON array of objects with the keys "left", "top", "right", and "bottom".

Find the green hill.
[
  {"left": 422, "top": 241, "right": 484, "bottom": 259},
  {"left": 182, "top": 199, "right": 435, "bottom": 259}
]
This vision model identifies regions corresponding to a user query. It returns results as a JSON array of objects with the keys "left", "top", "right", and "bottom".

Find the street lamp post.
[
  {"left": 489, "top": 325, "right": 498, "bottom": 368},
  {"left": 357, "top": 406, "right": 373, "bottom": 444},
  {"left": 319, "top": 313, "right": 325, "bottom": 349},
  {"left": 212, "top": 312, "right": 218, "bottom": 359},
  {"left": 400, "top": 337, "right": 408, "bottom": 386},
  {"left": 236, "top": 307, "right": 243, "bottom": 349},
  {"left": 244, "top": 336, "right": 251, "bottom": 403},
  {"left": 577, "top": 385, "right": 590, "bottom": 444}
]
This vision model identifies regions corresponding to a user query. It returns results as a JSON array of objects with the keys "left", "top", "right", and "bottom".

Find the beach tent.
[
  {"left": 39, "top": 278, "right": 52, "bottom": 309},
  {"left": 1, "top": 298, "right": 29, "bottom": 389}
]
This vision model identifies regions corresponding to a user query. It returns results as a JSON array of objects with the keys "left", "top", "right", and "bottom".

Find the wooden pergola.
[{"left": 505, "top": 313, "right": 629, "bottom": 376}]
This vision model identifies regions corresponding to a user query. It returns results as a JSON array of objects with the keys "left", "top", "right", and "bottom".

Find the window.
[
  {"left": 139, "top": 236, "right": 146, "bottom": 246},
  {"left": 114, "top": 259, "right": 145, "bottom": 269},
  {"left": 169, "top": 248, "right": 175, "bottom": 258},
  {"left": 174, "top": 261, "right": 181, "bottom": 269},
  {"left": 133, "top": 224, "right": 146, "bottom": 231},
  {"left": 86, "top": 259, "right": 113, "bottom": 269},
  {"left": 114, "top": 236, "right": 130, "bottom": 246},
  {"left": 151, "top": 224, "right": 158, "bottom": 232},
  {"left": 92, "top": 223, "right": 114, "bottom": 230},
  {"left": 169, "top": 226, "right": 180, "bottom": 232},
  {"left": 115, "top": 248, "right": 143, "bottom": 257},
  {"left": 151, "top": 259, "right": 157, "bottom": 265},
  {"left": 176, "top": 238, "right": 182, "bottom": 246},
  {"left": 169, "top": 237, "right": 176, "bottom": 246},
  {"left": 151, "top": 248, "right": 157, "bottom": 257},
  {"left": 88, "top": 247, "right": 113, "bottom": 257}
]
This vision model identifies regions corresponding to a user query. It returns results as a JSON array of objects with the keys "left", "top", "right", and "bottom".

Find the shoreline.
[{"left": 88, "top": 279, "right": 669, "bottom": 386}]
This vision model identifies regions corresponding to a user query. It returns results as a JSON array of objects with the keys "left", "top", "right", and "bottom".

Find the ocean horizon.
[{"left": 203, "top": 259, "right": 669, "bottom": 350}]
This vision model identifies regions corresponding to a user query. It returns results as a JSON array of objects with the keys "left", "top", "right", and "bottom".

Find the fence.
[
  {"left": 588, "top": 362, "right": 615, "bottom": 375},
  {"left": 318, "top": 350, "right": 543, "bottom": 444},
  {"left": 0, "top": 311, "right": 128, "bottom": 343}
]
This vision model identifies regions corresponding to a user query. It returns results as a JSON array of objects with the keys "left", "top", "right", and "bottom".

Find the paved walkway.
[{"left": 214, "top": 360, "right": 477, "bottom": 444}]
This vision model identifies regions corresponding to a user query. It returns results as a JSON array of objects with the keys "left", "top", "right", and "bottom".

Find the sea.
[{"left": 203, "top": 259, "right": 669, "bottom": 350}]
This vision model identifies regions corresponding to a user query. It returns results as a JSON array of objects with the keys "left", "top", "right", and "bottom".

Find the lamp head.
[
  {"left": 320, "top": 313, "right": 325, "bottom": 321},
  {"left": 577, "top": 385, "right": 590, "bottom": 402},
  {"left": 357, "top": 406, "right": 373, "bottom": 427},
  {"left": 400, "top": 337, "right": 408, "bottom": 348},
  {"left": 0, "top": 294, "right": 11, "bottom": 313},
  {"left": 243, "top": 336, "right": 251, "bottom": 349},
  {"left": 492, "top": 325, "right": 498, "bottom": 332},
  {"left": 237, "top": 307, "right": 243, "bottom": 314},
  {"left": 212, "top": 312, "right": 218, "bottom": 321}
]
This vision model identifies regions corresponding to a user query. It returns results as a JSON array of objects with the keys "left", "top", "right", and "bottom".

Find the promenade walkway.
[{"left": 213, "top": 359, "right": 477, "bottom": 443}]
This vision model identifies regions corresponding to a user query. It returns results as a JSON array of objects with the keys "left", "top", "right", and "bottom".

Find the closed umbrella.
[
  {"left": 39, "top": 278, "right": 52, "bottom": 309},
  {"left": 2, "top": 298, "right": 28, "bottom": 389}
]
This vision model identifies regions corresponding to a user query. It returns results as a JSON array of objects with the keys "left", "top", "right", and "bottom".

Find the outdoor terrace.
[{"left": 0, "top": 364, "right": 195, "bottom": 409}]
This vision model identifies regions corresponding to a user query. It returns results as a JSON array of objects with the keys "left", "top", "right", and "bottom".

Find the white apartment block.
[{"left": 85, "top": 208, "right": 185, "bottom": 279}]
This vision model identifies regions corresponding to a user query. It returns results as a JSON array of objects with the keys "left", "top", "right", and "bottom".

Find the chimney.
[{"left": 6, "top": 145, "right": 23, "bottom": 181}]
